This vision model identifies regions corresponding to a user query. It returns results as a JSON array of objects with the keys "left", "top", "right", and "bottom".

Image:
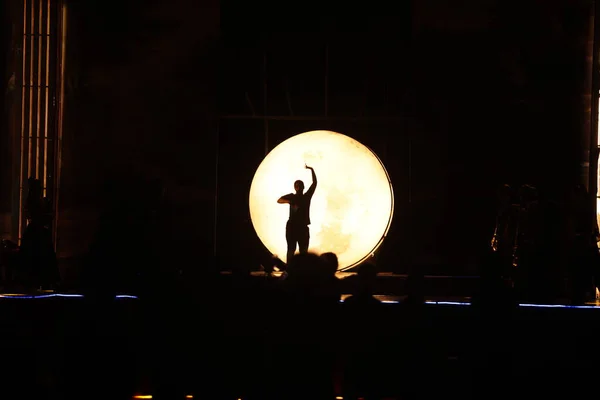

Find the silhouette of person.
[
  {"left": 277, "top": 165, "right": 317, "bottom": 263},
  {"left": 20, "top": 177, "right": 58, "bottom": 290}
]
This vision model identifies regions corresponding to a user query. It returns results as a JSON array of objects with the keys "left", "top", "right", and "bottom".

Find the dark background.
[{"left": 0, "top": 0, "right": 595, "bottom": 277}]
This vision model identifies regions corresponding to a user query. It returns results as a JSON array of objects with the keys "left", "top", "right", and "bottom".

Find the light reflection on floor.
[
  {"left": 342, "top": 294, "right": 600, "bottom": 309},
  {"left": 132, "top": 396, "right": 370, "bottom": 400},
  {"left": 0, "top": 293, "right": 137, "bottom": 299},
  {"left": 133, "top": 396, "right": 194, "bottom": 399},
  {"left": 0, "top": 291, "right": 598, "bottom": 309}
]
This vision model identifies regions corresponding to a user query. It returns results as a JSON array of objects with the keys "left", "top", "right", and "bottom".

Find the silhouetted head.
[
  {"left": 27, "top": 178, "right": 42, "bottom": 197},
  {"left": 320, "top": 252, "right": 338, "bottom": 276},
  {"left": 286, "top": 252, "right": 327, "bottom": 284},
  {"left": 285, "top": 252, "right": 334, "bottom": 302},
  {"left": 358, "top": 261, "right": 377, "bottom": 280},
  {"left": 350, "top": 260, "right": 377, "bottom": 295},
  {"left": 294, "top": 180, "right": 304, "bottom": 193}
]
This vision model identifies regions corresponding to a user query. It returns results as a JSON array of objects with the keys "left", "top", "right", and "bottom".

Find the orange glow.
[{"left": 132, "top": 396, "right": 193, "bottom": 399}]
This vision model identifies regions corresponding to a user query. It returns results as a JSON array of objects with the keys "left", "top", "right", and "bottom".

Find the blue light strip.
[
  {"left": 426, "top": 301, "right": 470, "bottom": 306},
  {"left": 341, "top": 299, "right": 600, "bottom": 309},
  {"left": 0, "top": 294, "right": 598, "bottom": 309},
  {"left": 0, "top": 293, "right": 138, "bottom": 299},
  {"left": 518, "top": 303, "right": 600, "bottom": 309}
]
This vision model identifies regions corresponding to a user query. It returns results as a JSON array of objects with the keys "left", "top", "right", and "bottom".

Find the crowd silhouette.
[{"left": 0, "top": 176, "right": 600, "bottom": 399}]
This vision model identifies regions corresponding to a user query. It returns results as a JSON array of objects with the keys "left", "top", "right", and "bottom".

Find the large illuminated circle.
[{"left": 249, "top": 130, "right": 394, "bottom": 270}]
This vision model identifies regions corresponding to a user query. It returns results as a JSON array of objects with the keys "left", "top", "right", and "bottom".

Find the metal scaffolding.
[
  {"left": 214, "top": 42, "right": 407, "bottom": 262},
  {"left": 11, "top": 0, "right": 66, "bottom": 246}
]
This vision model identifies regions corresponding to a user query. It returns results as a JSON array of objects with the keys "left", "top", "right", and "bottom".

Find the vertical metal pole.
[
  {"left": 325, "top": 44, "right": 329, "bottom": 117},
  {"left": 583, "top": 1, "right": 594, "bottom": 191},
  {"left": 590, "top": 0, "right": 600, "bottom": 219},
  {"left": 11, "top": 0, "right": 26, "bottom": 243},
  {"left": 406, "top": 131, "right": 413, "bottom": 275},
  {"left": 263, "top": 51, "right": 269, "bottom": 155},
  {"left": 53, "top": 0, "right": 66, "bottom": 251},
  {"left": 213, "top": 119, "right": 220, "bottom": 260},
  {"left": 408, "top": 136, "right": 412, "bottom": 205}
]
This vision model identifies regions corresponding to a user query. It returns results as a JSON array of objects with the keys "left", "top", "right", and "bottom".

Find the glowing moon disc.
[{"left": 249, "top": 130, "right": 394, "bottom": 271}]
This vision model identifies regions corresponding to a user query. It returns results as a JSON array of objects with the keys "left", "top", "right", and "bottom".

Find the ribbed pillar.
[{"left": 10, "top": 0, "right": 65, "bottom": 244}]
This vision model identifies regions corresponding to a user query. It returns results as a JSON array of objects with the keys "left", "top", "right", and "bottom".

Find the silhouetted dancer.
[
  {"left": 277, "top": 164, "right": 317, "bottom": 264},
  {"left": 19, "top": 177, "right": 58, "bottom": 291}
]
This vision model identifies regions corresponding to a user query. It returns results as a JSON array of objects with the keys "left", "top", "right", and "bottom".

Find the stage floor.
[
  {"left": 0, "top": 290, "right": 597, "bottom": 309},
  {"left": 240, "top": 271, "right": 480, "bottom": 279}
]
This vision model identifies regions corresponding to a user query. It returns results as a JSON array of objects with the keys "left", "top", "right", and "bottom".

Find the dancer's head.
[{"left": 294, "top": 180, "right": 304, "bottom": 193}]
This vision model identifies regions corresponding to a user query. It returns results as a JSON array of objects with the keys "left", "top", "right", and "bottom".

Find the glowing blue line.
[
  {"left": 519, "top": 303, "right": 567, "bottom": 308},
  {"left": 0, "top": 293, "right": 138, "bottom": 299},
  {"left": 426, "top": 301, "right": 470, "bottom": 306},
  {"left": 32, "top": 294, "right": 78, "bottom": 299},
  {"left": 519, "top": 303, "right": 600, "bottom": 309},
  {"left": 343, "top": 299, "right": 600, "bottom": 309},
  {"left": 0, "top": 294, "right": 598, "bottom": 309}
]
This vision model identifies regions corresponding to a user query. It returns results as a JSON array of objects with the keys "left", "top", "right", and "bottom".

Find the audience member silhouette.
[
  {"left": 510, "top": 184, "right": 540, "bottom": 300},
  {"left": 19, "top": 177, "right": 59, "bottom": 290},
  {"left": 568, "top": 184, "right": 597, "bottom": 304},
  {"left": 273, "top": 252, "right": 338, "bottom": 400},
  {"left": 320, "top": 252, "right": 342, "bottom": 302},
  {"left": 341, "top": 260, "right": 383, "bottom": 400},
  {"left": 490, "top": 184, "right": 516, "bottom": 272},
  {"left": 344, "top": 260, "right": 381, "bottom": 307},
  {"left": 277, "top": 165, "right": 317, "bottom": 263},
  {"left": 320, "top": 252, "right": 338, "bottom": 274},
  {"left": 62, "top": 174, "right": 140, "bottom": 400}
]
